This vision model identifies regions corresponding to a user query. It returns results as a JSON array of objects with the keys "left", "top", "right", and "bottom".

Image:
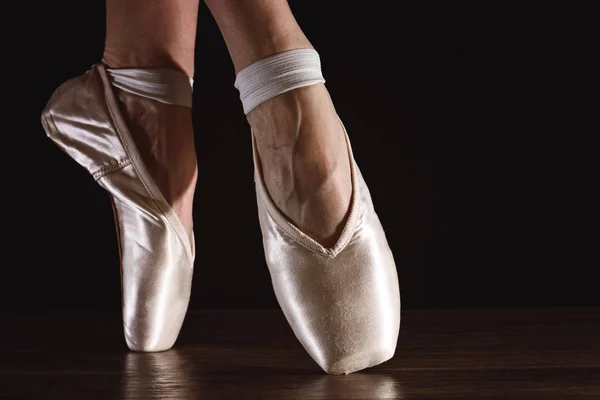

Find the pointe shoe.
[
  {"left": 41, "top": 63, "right": 195, "bottom": 352},
  {"left": 236, "top": 49, "right": 401, "bottom": 374}
]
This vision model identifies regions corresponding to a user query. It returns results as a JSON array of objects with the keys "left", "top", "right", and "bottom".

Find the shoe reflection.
[
  {"left": 298, "top": 373, "right": 404, "bottom": 399},
  {"left": 120, "top": 350, "right": 402, "bottom": 399},
  {"left": 121, "top": 350, "right": 198, "bottom": 400}
]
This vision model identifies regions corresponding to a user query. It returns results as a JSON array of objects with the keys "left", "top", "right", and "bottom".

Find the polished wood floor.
[{"left": 0, "top": 308, "right": 598, "bottom": 399}]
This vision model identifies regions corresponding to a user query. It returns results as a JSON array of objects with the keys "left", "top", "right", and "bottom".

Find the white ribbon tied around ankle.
[
  {"left": 106, "top": 68, "right": 194, "bottom": 108},
  {"left": 234, "top": 48, "right": 326, "bottom": 115}
]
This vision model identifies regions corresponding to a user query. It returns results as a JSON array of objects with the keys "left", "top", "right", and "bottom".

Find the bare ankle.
[{"left": 101, "top": 49, "right": 194, "bottom": 76}]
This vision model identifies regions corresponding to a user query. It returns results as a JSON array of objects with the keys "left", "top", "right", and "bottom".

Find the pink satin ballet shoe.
[
  {"left": 235, "top": 49, "right": 401, "bottom": 374},
  {"left": 41, "top": 63, "right": 195, "bottom": 351}
]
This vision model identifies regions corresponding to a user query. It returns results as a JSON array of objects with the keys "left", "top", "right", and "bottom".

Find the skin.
[
  {"left": 204, "top": 0, "right": 352, "bottom": 247},
  {"left": 102, "top": 0, "right": 200, "bottom": 243},
  {"left": 103, "top": 0, "right": 352, "bottom": 247}
]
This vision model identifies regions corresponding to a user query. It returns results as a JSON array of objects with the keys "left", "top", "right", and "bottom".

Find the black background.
[{"left": 3, "top": 3, "right": 596, "bottom": 311}]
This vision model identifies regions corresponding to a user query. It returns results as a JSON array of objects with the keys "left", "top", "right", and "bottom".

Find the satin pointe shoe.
[
  {"left": 41, "top": 64, "right": 195, "bottom": 352},
  {"left": 234, "top": 49, "right": 401, "bottom": 374}
]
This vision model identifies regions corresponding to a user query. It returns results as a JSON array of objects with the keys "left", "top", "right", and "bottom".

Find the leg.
[
  {"left": 205, "top": 0, "right": 352, "bottom": 247},
  {"left": 102, "top": 0, "right": 199, "bottom": 241},
  {"left": 104, "top": 0, "right": 197, "bottom": 75}
]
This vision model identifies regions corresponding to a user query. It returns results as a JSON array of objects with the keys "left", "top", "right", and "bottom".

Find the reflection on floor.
[{"left": 0, "top": 308, "right": 598, "bottom": 399}]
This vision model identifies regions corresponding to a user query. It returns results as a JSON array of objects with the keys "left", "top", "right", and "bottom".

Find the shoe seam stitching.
[
  {"left": 43, "top": 109, "right": 133, "bottom": 181},
  {"left": 254, "top": 161, "right": 360, "bottom": 258},
  {"left": 92, "top": 160, "right": 132, "bottom": 180},
  {"left": 258, "top": 195, "right": 327, "bottom": 255}
]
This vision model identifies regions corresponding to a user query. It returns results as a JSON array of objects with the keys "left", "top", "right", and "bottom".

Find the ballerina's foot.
[
  {"left": 114, "top": 89, "right": 197, "bottom": 242},
  {"left": 249, "top": 83, "right": 352, "bottom": 248}
]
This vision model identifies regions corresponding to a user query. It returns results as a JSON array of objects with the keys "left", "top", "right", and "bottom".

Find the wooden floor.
[{"left": 0, "top": 308, "right": 598, "bottom": 399}]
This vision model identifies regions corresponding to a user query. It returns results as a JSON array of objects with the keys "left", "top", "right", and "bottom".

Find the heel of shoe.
[
  {"left": 40, "top": 65, "right": 130, "bottom": 180},
  {"left": 41, "top": 103, "right": 65, "bottom": 152}
]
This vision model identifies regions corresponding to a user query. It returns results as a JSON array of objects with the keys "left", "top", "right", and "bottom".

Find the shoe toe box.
[{"left": 270, "top": 237, "right": 401, "bottom": 374}]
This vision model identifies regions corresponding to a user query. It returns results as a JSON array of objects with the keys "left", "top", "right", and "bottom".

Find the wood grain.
[{"left": 0, "top": 308, "right": 598, "bottom": 399}]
